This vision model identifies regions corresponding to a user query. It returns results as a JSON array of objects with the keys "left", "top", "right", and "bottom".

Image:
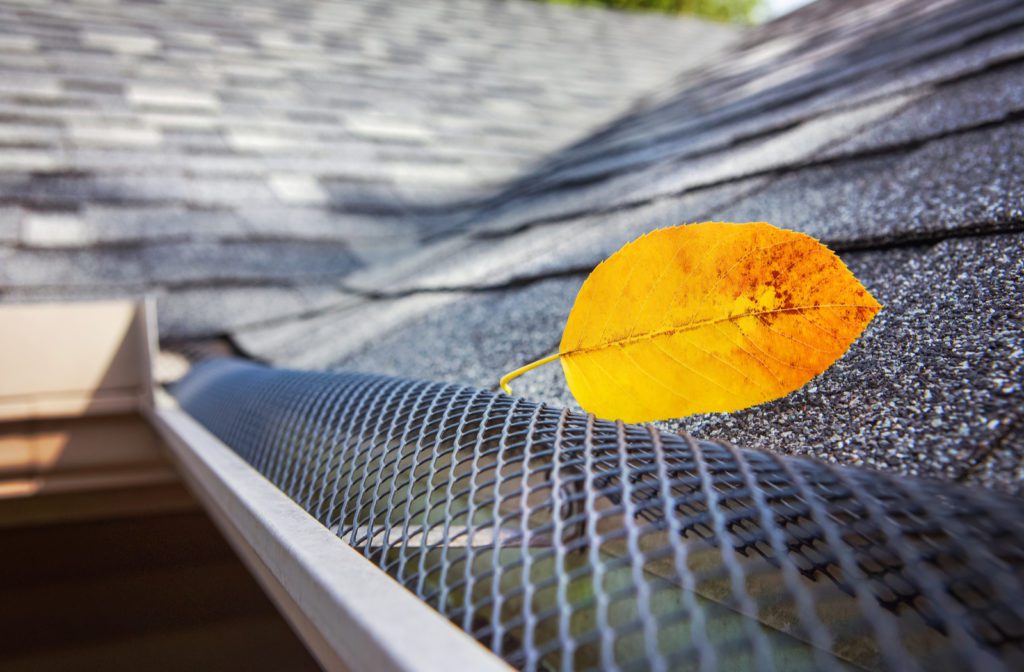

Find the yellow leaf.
[{"left": 500, "top": 222, "right": 881, "bottom": 422}]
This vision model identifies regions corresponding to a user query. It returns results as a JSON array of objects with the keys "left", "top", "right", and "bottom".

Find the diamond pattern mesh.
[{"left": 173, "top": 358, "right": 1024, "bottom": 672}]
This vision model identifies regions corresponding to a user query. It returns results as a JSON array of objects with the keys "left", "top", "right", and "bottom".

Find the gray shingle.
[
  {"left": 0, "top": 150, "right": 62, "bottom": 172},
  {"left": 142, "top": 240, "right": 360, "bottom": 285},
  {"left": 155, "top": 286, "right": 310, "bottom": 338},
  {"left": 179, "top": 178, "right": 279, "bottom": 209},
  {"left": 319, "top": 179, "right": 406, "bottom": 214},
  {"left": 82, "top": 206, "right": 247, "bottom": 243},
  {"left": 0, "top": 246, "right": 147, "bottom": 288},
  {"left": 237, "top": 208, "right": 409, "bottom": 242},
  {"left": 20, "top": 211, "right": 92, "bottom": 247},
  {"left": 0, "top": 206, "right": 22, "bottom": 244},
  {"left": 717, "top": 121, "right": 1024, "bottom": 246},
  {"left": 823, "top": 61, "right": 1024, "bottom": 157},
  {"left": 0, "top": 173, "right": 192, "bottom": 208},
  {"left": 0, "top": 123, "right": 60, "bottom": 149},
  {"left": 67, "top": 121, "right": 163, "bottom": 148}
]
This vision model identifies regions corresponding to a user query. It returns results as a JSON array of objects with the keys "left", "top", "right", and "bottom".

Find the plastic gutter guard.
[
  {"left": 172, "top": 357, "right": 1024, "bottom": 672},
  {"left": 148, "top": 388, "right": 509, "bottom": 672}
]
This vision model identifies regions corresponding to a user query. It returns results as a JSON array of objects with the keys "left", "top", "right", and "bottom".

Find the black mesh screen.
[{"left": 174, "top": 358, "right": 1024, "bottom": 672}]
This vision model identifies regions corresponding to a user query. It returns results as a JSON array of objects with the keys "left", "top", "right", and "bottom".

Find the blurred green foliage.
[{"left": 544, "top": 0, "right": 761, "bottom": 22}]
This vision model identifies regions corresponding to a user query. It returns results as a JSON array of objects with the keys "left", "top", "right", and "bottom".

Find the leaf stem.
[{"left": 499, "top": 352, "right": 562, "bottom": 395}]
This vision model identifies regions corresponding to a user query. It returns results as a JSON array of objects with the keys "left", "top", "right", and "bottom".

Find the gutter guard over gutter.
[
  {"left": 170, "top": 358, "right": 1024, "bottom": 672},
  {"left": 148, "top": 390, "right": 512, "bottom": 672}
]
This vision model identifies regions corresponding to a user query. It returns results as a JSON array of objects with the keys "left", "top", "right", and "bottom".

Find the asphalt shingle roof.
[
  {"left": 0, "top": 0, "right": 733, "bottom": 326},
  {"left": 1, "top": 0, "right": 1021, "bottom": 494}
]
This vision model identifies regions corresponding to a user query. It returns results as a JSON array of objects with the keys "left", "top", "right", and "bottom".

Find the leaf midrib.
[{"left": 561, "top": 303, "right": 877, "bottom": 359}]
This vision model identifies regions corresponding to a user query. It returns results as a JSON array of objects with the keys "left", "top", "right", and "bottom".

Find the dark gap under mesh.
[{"left": 174, "top": 358, "right": 1024, "bottom": 672}]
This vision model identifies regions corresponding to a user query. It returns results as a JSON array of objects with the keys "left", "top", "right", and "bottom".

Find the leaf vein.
[{"left": 562, "top": 303, "right": 876, "bottom": 358}]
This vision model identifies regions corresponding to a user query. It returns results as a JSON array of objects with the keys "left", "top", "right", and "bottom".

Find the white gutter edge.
[{"left": 146, "top": 389, "right": 511, "bottom": 672}]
